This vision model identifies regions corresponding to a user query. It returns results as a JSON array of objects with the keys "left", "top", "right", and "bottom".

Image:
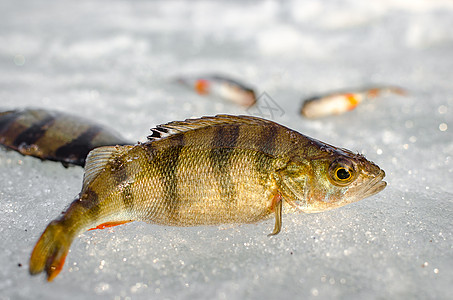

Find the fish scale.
[{"left": 29, "top": 115, "right": 386, "bottom": 281}]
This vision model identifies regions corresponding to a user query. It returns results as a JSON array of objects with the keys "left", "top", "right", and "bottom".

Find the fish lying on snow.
[
  {"left": 29, "top": 115, "right": 386, "bottom": 281},
  {"left": 0, "top": 108, "right": 131, "bottom": 166},
  {"left": 301, "top": 86, "right": 407, "bottom": 119},
  {"left": 176, "top": 75, "right": 256, "bottom": 107}
]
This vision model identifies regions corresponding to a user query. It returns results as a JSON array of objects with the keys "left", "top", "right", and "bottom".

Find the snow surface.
[{"left": 1, "top": 0, "right": 452, "bottom": 299}]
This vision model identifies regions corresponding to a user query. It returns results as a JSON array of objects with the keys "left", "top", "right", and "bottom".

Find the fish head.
[{"left": 276, "top": 144, "right": 386, "bottom": 213}]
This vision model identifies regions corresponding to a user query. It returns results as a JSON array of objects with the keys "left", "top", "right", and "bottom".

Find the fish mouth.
[{"left": 361, "top": 169, "right": 387, "bottom": 199}]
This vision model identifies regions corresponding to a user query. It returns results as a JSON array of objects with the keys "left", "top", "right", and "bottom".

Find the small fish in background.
[
  {"left": 300, "top": 86, "right": 407, "bottom": 119},
  {"left": 176, "top": 75, "right": 257, "bottom": 107},
  {"left": 0, "top": 108, "right": 132, "bottom": 167},
  {"left": 29, "top": 115, "right": 386, "bottom": 281}
]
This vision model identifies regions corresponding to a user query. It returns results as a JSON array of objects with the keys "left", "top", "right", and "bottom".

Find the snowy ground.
[{"left": 1, "top": 0, "right": 452, "bottom": 299}]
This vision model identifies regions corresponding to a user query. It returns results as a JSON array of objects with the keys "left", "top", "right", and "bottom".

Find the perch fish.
[
  {"left": 177, "top": 75, "right": 256, "bottom": 107},
  {"left": 0, "top": 108, "right": 131, "bottom": 166},
  {"left": 29, "top": 115, "right": 386, "bottom": 281},
  {"left": 301, "top": 86, "right": 407, "bottom": 119}
]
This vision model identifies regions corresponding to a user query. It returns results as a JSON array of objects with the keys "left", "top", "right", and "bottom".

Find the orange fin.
[
  {"left": 88, "top": 220, "right": 132, "bottom": 231},
  {"left": 345, "top": 94, "right": 360, "bottom": 111},
  {"left": 29, "top": 220, "right": 72, "bottom": 282},
  {"left": 194, "top": 79, "right": 210, "bottom": 95}
]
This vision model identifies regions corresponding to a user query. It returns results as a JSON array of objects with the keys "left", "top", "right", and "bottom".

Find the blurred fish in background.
[
  {"left": 301, "top": 86, "right": 407, "bottom": 119},
  {"left": 0, "top": 108, "right": 132, "bottom": 167},
  {"left": 176, "top": 75, "right": 257, "bottom": 107}
]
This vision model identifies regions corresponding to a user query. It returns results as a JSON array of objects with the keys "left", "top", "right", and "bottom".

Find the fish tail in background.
[
  {"left": 366, "top": 86, "right": 408, "bottom": 98},
  {"left": 0, "top": 108, "right": 132, "bottom": 167},
  {"left": 387, "top": 86, "right": 408, "bottom": 96},
  {"left": 29, "top": 220, "right": 74, "bottom": 282}
]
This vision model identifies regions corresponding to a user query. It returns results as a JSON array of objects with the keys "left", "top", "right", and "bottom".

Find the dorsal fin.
[
  {"left": 82, "top": 145, "right": 133, "bottom": 190},
  {"left": 147, "top": 114, "right": 276, "bottom": 141}
]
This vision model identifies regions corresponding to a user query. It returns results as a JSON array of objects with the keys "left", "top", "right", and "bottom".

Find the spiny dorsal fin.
[
  {"left": 147, "top": 114, "right": 276, "bottom": 141},
  {"left": 82, "top": 145, "right": 133, "bottom": 190}
]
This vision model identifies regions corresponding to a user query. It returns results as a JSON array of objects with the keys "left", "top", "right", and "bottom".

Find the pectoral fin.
[{"left": 268, "top": 194, "right": 282, "bottom": 236}]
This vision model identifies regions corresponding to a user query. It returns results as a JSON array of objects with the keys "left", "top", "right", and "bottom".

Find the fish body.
[
  {"left": 177, "top": 75, "right": 256, "bottom": 107},
  {"left": 29, "top": 115, "right": 386, "bottom": 281},
  {"left": 301, "top": 86, "right": 407, "bottom": 119},
  {"left": 0, "top": 108, "right": 131, "bottom": 166}
]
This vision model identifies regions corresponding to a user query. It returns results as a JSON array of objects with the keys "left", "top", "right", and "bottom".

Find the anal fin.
[{"left": 88, "top": 220, "right": 132, "bottom": 231}]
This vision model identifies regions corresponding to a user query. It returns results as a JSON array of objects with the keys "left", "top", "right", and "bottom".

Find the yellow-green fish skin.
[{"left": 29, "top": 115, "right": 386, "bottom": 281}]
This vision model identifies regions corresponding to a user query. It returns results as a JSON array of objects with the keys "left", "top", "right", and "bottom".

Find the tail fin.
[{"left": 29, "top": 220, "right": 73, "bottom": 282}]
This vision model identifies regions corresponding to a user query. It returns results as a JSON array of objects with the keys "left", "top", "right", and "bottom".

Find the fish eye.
[
  {"left": 328, "top": 160, "right": 356, "bottom": 186},
  {"left": 336, "top": 167, "right": 351, "bottom": 180}
]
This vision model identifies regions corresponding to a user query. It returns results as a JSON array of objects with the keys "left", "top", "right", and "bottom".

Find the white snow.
[{"left": 0, "top": 0, "right": 452, "bottom": 299}]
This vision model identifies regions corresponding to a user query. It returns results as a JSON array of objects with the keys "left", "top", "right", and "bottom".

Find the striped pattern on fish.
[
  {"left": 29, "top": 115, "right": 386, "bottom": 281},
  {"left": 0, "top": 108, "right": 131, "bottom": 166}
]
